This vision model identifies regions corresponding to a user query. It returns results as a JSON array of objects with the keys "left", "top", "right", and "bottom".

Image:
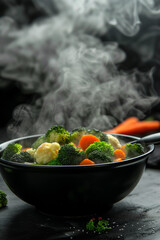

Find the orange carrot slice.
[
  {"left": 21, "top": 148, "right": 31, "bottom": 151},
  {"left": 80, "top": 159, "right": 95, "bottom": 165},
  {"left": 114, "top": 149, "right": 126, "bottom": 159},
  {"left": 113, "top": 158, "right": 123, "bottom": 162},
  {"left": 79, "top": 134, "right": 100, "bottom": 151},
  {"left": 121, "top": 145, "right": 126, "bottom": 153}
]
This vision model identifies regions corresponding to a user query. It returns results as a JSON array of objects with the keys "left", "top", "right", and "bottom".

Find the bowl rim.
[{"left": 0, "top": 133, "right": 154, "bottom": 169}]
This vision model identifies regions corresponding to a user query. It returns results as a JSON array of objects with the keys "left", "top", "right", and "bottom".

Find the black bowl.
[{"left": 0, "top": 134, "right": 154, "bottom": 216}]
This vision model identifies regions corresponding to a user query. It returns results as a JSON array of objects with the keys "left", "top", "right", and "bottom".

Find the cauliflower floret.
[
  {"left": 26, "top": 148, "right": 36, "bottom": 158},
  {"left": 35, "top": 142, "right": 60, "bottom": 165},
  {"left": 50, "top": 142, "right": 61, "bottom": 152},
  {"left": 107, "top": 134, "right": 121, "bottom": 150}
]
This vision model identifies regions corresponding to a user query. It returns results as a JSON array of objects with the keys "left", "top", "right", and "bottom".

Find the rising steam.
[{"left": 0, "top": 0, "right": 160, "bottom": 137}]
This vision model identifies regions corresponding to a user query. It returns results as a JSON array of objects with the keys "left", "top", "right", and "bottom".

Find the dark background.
[{"left": 0, "top": 0, "right": 160, "bottom": 140}]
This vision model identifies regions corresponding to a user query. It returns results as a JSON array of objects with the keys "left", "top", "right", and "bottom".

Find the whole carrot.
[
  {"left": 112, "top": 121, "right": 160, "bottom": 135},
  {"left": 105, "top": 117, "right": 139, "bottom": 134}
]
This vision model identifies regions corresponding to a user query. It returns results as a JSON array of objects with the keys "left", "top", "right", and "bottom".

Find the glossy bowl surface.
[{"left": 0, "top": 134, "right": 154, "bottom": 216}]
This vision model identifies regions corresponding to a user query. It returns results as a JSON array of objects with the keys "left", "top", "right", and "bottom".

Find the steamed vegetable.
[
  {"left": 87, "top": 129, "right": 108, "bottom": 142},
  {"left": 45, "top": 125, "right": 70, "bottom": 145},
  {"left": 114, "top": 149, "right": 126, "bottom": 159},
  {"left": 88, "top": 150, "right": 113, "bottom": 163},
  {"left": 47, "top": 158, "right": 62, "bottom": 165},
  {"left": 70, "top": 128, "right": 108, "bottom": 145},
  {"left": 35, "top": 142, "right": 60, "bottom": 164},
  {"left": 53, "top": 144, "right": 86, "bottom": 165},
  {"left": 85, "top": 141, "right": 114, "bottom": 163},
  {"left": 1, "top": 125, "right": 146, "bottom": 165},
  {"left": 80, "top": 159, "right": 95, "bottom": 165},
  {"left": 79, "top": 134, "right": 100, "bottom": 151},
  {"left": 10, "top": 151, "right": 34, "bottom": 163},
  {"left": 70, "top": 127, "right": 87, "bottom": 145},
  {"left": 113, "top": 158, "right": 123, "bottom": 162},
  {"left": 32, "top": 136, "right": 46, "bottom": 149},
  {"left": 107, "top": 134, "right": 121, "bottom": 149},
  {"left": 0, "top": 190, "right": 7, "bottom": 208},
  {"left": 2, "top": 143, "right": 22, "bottom": 160},
  {"left": 85, "top": 141, "right": 114, "bottom": 156},
  {"left": 124, "top": 143, "right": 145, "bottom": 158}
]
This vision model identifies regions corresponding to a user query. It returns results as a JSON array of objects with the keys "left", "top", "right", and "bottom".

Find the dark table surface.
[
  {"left": 1, "top": 163, "right": 160, "bottom": 240},
  {"left": 0, "top": 131, "right": 160, "bottom": 240}
]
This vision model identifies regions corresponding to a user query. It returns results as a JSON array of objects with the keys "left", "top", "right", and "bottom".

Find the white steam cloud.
[{"left": 0, "top": 0, "right": 160, "bottom": 137}]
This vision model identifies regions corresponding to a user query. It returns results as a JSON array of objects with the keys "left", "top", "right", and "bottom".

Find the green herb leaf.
[
  {"left": 96, "top": 219, "right": 112, "bottom": 233},
  {"left": 86, "top": 219, "right": 95, "bottom": 231},
  {"left": 86, "top": 217, "right": 112, "bottom": 234}
]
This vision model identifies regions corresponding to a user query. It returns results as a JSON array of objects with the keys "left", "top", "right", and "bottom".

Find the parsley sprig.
[{"left": 86, "top": 217, "right": 112, "bottom": 233}]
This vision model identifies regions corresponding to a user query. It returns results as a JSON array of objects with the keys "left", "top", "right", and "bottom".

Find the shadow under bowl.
[{"left": 0, "top": 134, "right": 154, "bottom": 216}]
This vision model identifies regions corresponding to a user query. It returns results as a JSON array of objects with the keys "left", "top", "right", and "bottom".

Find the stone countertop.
[{"left": 0, "top": 167, "right": 160, "bottom": 240}]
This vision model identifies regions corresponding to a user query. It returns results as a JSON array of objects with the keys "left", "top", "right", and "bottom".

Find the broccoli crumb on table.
[
  {"left": 0, "top": 190, "right": 7, "bottom": 208},
  {"left": 1, "top": 125, "right": 145, "bottom": 165}
]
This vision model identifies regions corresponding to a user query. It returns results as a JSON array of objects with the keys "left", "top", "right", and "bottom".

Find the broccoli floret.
[
  {"left": 87, "top": 129, "right": 108, "bottom": 142},
  {"left": 47, "top": 158, "right": 61, "bottom": 165},
  {"left": 56, "top": 144, "right": 86, "bottom": 165},
  {"left": 70, "top": 127, "right": 87, "bottom": 145},
  {"left": 10, "top": 151, "right": 34, "bottom": 163},
  {"left": 85, "top": 141, "right": 114, "bottom": 157},
  {"left": 85, "top": 141, "right": 114, "bottom": 163},
  {"left": 0, "top": 190, "right": 7, "bottom": 208},
  {"left": 125, "top": 143, "right": 145, "bottom": 158},
  {"left": 70, "top": 127, "right": 108, "bottom": 145},
  {"left": 32, "top": 135, "right": 46, "bottom": 149},
  {"left": 2, "top": 143, "right": 22, "bottom": 160},
  {"left": 88, "top": 150, "right": 113, "bottom": 163},
  {"left": 45, "top": 125, "right": 70, "bottom": 145}
]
